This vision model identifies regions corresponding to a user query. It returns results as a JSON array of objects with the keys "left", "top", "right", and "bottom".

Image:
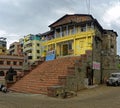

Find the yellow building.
[
  {"left": 0, "top": 37, "right": 7, "bottom": 54},
  {"left": 41, "top": 14, "right": 102, "bottom": 58}
]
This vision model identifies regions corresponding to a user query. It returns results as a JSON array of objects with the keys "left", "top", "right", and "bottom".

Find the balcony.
[
  {"left": 23, "top": 47, "right": 32, "bottom": 53},
  {"left": 24, "top": 40, "right": 32, "bottom": 46},
  {"left": 42, "top": 30, "right": 95, "bottom": 46}
]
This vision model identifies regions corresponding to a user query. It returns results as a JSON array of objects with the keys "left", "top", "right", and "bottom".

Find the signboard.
[
  {"left": 46, "top": 50, "right": 55, "bottom": 61},
  {"left": 93, "top": 61, "right": 100, "bottom": 70},
  {"left": 46, "top": 54, "right": 55, "bottom": 61}
]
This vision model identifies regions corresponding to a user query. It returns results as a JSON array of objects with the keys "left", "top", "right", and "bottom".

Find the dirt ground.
[{"left": 0, "top": 85, "right": 120, "bottom": 108}]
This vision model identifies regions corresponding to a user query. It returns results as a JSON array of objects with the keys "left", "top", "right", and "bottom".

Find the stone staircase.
[
  {"left": 9, "top": 56, "right": 81, "bottom": 94},
  {"left": 9, "top": 50, "right": 92, "bottom": 95}
]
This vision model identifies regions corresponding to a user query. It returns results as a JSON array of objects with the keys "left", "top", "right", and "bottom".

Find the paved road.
[{"left": 0, "top": 85, "right": 120, "bottom": 108}]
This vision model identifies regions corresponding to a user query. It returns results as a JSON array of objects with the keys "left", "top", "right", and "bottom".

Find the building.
[
  {"left": 0, "top": 37, "right": 7, "bottom": 54},
  {"left": 41, "top": 14, "right": 102, "bottom": 58},
  {"left": 101, "top": 30, "right": 118, "bottom": 82},
  {"left": 23, "top": 34, "right": 41, "bottom": 63},
  {"left": 0, "top": 55, "right": 24, "bottom": 74},
  {"left": 41, "top": 14, "right": 118, "bottom": 84},
  {"left": 19, "top": 38, "right": 24, "bottom": 55},
  {"left": 9, "top": 14, "right": 119, "bottom": 94},
  {"left": 9, "top": 42, "right": 23, "bottom": 56},
  {"left": 116, "top": 55, "right": 120, "bottom": 69}
]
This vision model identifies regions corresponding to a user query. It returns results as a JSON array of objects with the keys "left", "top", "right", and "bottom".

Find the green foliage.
[{"left": 118, "top": 64, "right": 120, "bottom": 69}]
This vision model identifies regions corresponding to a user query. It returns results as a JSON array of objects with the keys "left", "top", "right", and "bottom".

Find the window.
[
  {"left": 37, "top": 56, "right": 40, "bottom": 59},
  {"left": 37, "top": 43, "right": 39, "bottom": 46},
  {"left": 13, "top": 61, "right": 17, "bottom": 65},
  {"left": 69, "top": 26, "right": 75, "bottom": 35},
  {"left": 25, "top": 60, "right": 27, "bottom": 63},
  {"left": 62, "top": 27, "right": 67, "bottom": 36},
  {"left": 111, "top": 45, "right": 114, "bottom": 48},
  {"left": 0, "top": 71, "right": 4, "bottom": 76},
  {"left": 68, "top": 42, "right": 72, "bottom": 50},
  {"left": 2, "top": 50, "right": 5, "bottom": 52},
  {"left": 56, "top": 28, "right": 61, "bottom": 38},
  {"left": 28, "top": 56, "right": 32, "bottom": 59},
  {"left": 21, "top": 44, "right": 23, "bottom": 47},
  {"left": 19, "top": 62, "right": 23, "bottom": 65},
  {"left": 2, "top": 44, "right": 6, "bottom": 47},
  {"left": 71, "top": 27, "right": 75, "bottom": 34},
  {"left": 7, "top": 61, "right": 11, "bottom": 65},
  {"left": 0, "top": 61, "right": 4, "bottom": 65},
  {"left": 80, "top": 26, "right": 86, "bottom": 32},
  {"left": 37, "top": 50, "right": 40, "bottom": 53}
]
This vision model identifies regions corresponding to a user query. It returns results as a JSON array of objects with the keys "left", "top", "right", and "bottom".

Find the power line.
[{"left": 86, "top": 0, "right": 91, "bottom": 14}]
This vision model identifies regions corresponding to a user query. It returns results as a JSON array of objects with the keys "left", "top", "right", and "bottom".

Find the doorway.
[
  {"left": 62, "top": 44, "right": 68, "bottom": 56},
  {"left": 86, "top": 65, "right": 94, "bottom": 85}
]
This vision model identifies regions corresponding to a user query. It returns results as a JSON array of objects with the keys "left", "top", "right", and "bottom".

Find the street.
[{"left": 0, "top": 85, "right": 120, "bottom": 108}]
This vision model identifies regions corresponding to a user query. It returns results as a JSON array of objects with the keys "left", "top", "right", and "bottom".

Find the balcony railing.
[
  {"left": 42, "top": 30, "right": 95, "bottom": 46},
  {"left": 0, "top": 65, "right": 23, "bottom": 70},
  {"left": 0, "top": 55, "right": 24, "bottom": 60},
  {"left": 23, "top": 47, "right": 32, "bottom": 52}
]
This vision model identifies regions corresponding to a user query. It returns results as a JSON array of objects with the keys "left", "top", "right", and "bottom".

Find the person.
[{"left": 0, "top": 84, "right": 7, "bottom": 93}]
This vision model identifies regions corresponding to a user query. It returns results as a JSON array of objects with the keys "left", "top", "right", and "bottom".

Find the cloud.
[
  {"left": 0, "top": 29, "right": 20, "bottom": 48},
  {"left": 0, "top": 30, "right": 7, "bottom": 35},
  {"left": 0, "top": 0, "right": 84, "bottom": 36},
  {"left": 102, "top": 1, "right": 120, "bottom": 28},
  {"left": 103, "top": 1, "right": 120, "bottom": 55},
  {"left": 0, "top": 0, "right": 119, "bottom": 54}
]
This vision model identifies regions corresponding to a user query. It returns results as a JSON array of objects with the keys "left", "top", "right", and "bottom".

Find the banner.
[{"left": 93, "top": 61, "right": 100, "bottom": 70}]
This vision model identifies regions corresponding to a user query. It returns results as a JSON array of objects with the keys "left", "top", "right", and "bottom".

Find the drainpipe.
[
  {"left": 91, "top": 36, "right": 94, "bottom": 85},
  {"left": 100, "top": 50, "right": 104, "bottom": 84}
]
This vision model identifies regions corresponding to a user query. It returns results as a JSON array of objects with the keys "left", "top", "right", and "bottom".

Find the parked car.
[{"left": 106, "top": 73, "right": 120, "bottom": 86}]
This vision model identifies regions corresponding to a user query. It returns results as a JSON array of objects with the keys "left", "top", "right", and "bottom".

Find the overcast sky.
[{"left": 0, "top": 0, "right": 120, "bottom": 54}]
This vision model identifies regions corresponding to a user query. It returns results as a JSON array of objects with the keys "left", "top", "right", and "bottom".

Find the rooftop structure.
[{"left": 0, "top": 37, "right": 7, "bottom": 54}]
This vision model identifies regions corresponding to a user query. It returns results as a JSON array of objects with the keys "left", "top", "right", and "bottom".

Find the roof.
[
  {"left": 10, "top": 42, "right": 20, "bottom": 46},
  {"left": 103, "top": 29, "right": 118, "bottom": 37},
  {"left": 93, "top": 19, "right": 103, "bottom": 32},
  {"left": 42, "top": 18, "right": 104, "bottom": 36},
  {"left": 41, "top": 30, "right": 54, "bottom": 36},
  {"left": 49, "top": 14, "right": 94, "bottom": 28}
]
